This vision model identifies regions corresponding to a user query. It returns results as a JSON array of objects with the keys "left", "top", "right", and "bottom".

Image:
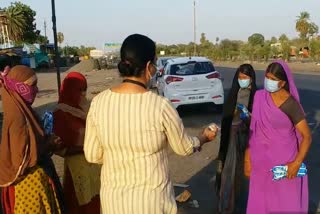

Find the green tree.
[
  {"left": 248, "top": 33, "right": 265, "bottom": 47},
  {"left": 308, "top": 22, "right": 319, "bottom": 38},
  {"left": 278, "top": 34, "right": 291, "bottom": 61},
  {"left": 77, "top": 46, "right": 95, "bottom": 56},
  {"left": 270, "top": 36, "right": 278, "bottom": 44},
  {"left": 261, "top": 41, "right": 272, "bottom": 62},
  {"left": 3, "top": 3, "right": 26, "bottom": 42},
  {"left": 176, "top": 44, "right": 188, "bottom": 56},
  {"left": 186, "top": 42, "right": 197, "bottom": 56},
  {"left": 5, "top": 2, "right": 38, "bottom": 44},
  {"left": 310, "top": 38, "right": 320, "bottom": 61},
  {"left": 279, "top": 34, "right": 289, "bottom": 43},
  {"left": 199, "top": 33, "right": 214, "bottom": 57},
  {"left": 156, "top": 44, "right": 167, "bottom": 56},
  {"left": 219, "top": 39, "right": 241, "bottom": 60},
  {"left": 239, "top": 43, "right": 253, "bottom": 61},
  {"left": 36, "top": 35, "right": 48, "bottom": 44}
]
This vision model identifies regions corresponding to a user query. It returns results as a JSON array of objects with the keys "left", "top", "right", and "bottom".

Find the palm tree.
[
  {"left": 4, "top": 5, "right": 26, "bottom": 42},
  {"left": 215, "top": 37, "right": 219, "bottom": 45},
  {"left": 297, "top": 11, "right": 310, "bottom": 20},
  {"left": 57, "top": 32, "right": 64, "bottom": 46},
  {"left": 296, "top": 11, "right": 310, "bottom": 40},
  {"left": 0, "top": 9, "right": 7, "bottom": 43}
]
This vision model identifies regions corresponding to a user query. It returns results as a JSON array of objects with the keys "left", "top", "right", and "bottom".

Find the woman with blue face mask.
[
  {"left": 246, "top": 61, "right": 311, "bottom": 214},
  {"left": 216, "top": 64, "right": 257, "bottom": 213}
]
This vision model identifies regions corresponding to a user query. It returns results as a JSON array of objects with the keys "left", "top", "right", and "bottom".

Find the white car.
[{"left": 157, "top": 57, "right": 224, "bottom": 109}]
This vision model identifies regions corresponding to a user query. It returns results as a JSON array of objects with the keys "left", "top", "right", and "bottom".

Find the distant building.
[{"left": 270, "top": 42, "right": 282, "bottom": 48}]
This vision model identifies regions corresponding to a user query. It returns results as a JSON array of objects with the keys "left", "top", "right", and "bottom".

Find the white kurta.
[{"left": 84, "top": 89, "right": 199, "bottom": 214}]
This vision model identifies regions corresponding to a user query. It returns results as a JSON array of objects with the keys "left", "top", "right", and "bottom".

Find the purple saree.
[{"left": 246, "top": 60, "right": 308, "bottom": 214}]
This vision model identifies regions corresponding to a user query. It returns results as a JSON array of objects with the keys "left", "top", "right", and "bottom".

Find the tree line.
[
  {"left": 1, "top": 2, "right": 319, "bottom": 61},
  {"left": 157, "top": 12, "right": 320, "bottom": 62}
]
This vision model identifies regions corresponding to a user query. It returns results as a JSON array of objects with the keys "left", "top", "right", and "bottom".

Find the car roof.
[
  {"left": 166, "top": 57, "right": 212, "bottom": 65},
  {"left": 157, "top": 56, "right": 174, "bottom": 60}
]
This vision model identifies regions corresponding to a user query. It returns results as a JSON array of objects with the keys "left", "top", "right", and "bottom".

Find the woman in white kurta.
[{"left": 84, "top": 34, "right": 217, "bottom": 214}]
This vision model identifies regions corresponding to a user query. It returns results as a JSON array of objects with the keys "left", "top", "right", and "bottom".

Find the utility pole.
[
  {"left": 51, "top": 0, "right": 61, "bottom": 91},
  {"left": 44, "top": 19, "right": 47, "bottom": 41},
  {"left": 193, "top": 0, "right": 197, "bottom": 56}
]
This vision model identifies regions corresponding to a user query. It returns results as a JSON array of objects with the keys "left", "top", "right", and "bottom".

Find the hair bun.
[{"left": 118, "top": 61, "right": 135, "bottom": 76}]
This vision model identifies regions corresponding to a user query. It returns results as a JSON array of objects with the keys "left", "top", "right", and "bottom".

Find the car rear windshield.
[{"left": 169, "top": 61, "right": 215, "bottom": 76}]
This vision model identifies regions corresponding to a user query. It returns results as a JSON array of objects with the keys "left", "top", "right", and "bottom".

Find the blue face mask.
[
  {"left": 238, "top": 79, "right": 250, "bottom": 88},
  {"left": 264, "top": 78, "right": 280, "bottom": 92}
]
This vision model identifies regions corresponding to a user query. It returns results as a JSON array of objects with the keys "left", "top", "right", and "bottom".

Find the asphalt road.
[{"left": 171, "top": 66, "right": 320, "bottom": 214}]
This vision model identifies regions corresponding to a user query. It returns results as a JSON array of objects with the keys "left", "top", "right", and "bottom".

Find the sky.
[{"left": 1, "top": 0, "right": 320, "bottom": 49}]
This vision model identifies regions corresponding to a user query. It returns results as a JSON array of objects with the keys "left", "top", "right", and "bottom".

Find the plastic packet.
[
  {"left": 271, "top": 163, "right": 307, "bottom": 181},
  {"left": 42, "top": 111, "right": 54, "bottom": 135}
]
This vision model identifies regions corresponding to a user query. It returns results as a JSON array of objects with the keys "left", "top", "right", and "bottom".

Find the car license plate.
[{"left": 188, "top": 95, "right": 205, "bottom": 100}]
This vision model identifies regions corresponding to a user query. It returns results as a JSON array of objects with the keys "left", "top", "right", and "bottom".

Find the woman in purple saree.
[{"left": 247, "top": 60, "right": 312, "bottom": 213}]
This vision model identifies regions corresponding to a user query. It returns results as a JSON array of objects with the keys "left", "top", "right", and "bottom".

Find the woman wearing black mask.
[{"left": 83, "top": 34, "right": 219, "bottom": 214}]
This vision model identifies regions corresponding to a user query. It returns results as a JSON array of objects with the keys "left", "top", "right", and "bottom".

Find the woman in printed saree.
[
  {"left": 216, "top": 64, "right": 257, "bottom": 213},
  {"left": 0, "top": 65, "right": 62, "bottom": 214},
  {"left": 53, "top": 72, "right": 101, "bottom": 214},
  {"left": 247, "top": 60, "right": 312, "bottom": 214}
]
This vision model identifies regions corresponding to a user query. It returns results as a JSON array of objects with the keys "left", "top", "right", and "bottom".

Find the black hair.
[
  {"left": 0, "top": 54, "right": 12, "bottom": 71},
  {"left": 118, "top": 34, "right": 156, "bottom": 77},
  {"left": 215, "top": 64, "right": 257, "bottom": 194},
  {"left": 266, "top": 62, "right": 289, "bottom": 91},
  {"left": 238, "top": 64, "right": 255, "bottom": 80},
  {"left": 224, "top": 64, "right": 256, "bottom": 113}
]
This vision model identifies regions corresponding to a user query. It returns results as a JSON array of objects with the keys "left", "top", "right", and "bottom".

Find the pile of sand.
[{"left": 66, "top": 59, "right": 96, "bottom": 73}]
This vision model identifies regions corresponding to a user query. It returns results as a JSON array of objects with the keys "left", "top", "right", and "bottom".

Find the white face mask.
[
  {"left": 264, "top": 78, "right": 281, "bottom": 93},
  {"left": 238, "top": 79, "right": 250, "bottom": 88}
]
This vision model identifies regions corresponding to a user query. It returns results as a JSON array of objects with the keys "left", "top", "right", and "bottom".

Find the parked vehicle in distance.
[
  {"left": 150, "top": 56, "right": 174, "bottom": 88},
  {"left": 157, "top": 57, "right": 224, "bottom": 110}
]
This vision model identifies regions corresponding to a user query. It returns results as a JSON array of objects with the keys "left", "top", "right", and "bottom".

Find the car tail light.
[
  {"left": 170, "top": 99, "right": 181, "bottom": 103},
  {"left": 212, "top": 95, "right": 222, "bottom": 99},
  {"left": 165, "top": 76, "right": 184, "bottom": 84},
  {"left": 206, "top": 72, "right": 220, "bottom": 79}
]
